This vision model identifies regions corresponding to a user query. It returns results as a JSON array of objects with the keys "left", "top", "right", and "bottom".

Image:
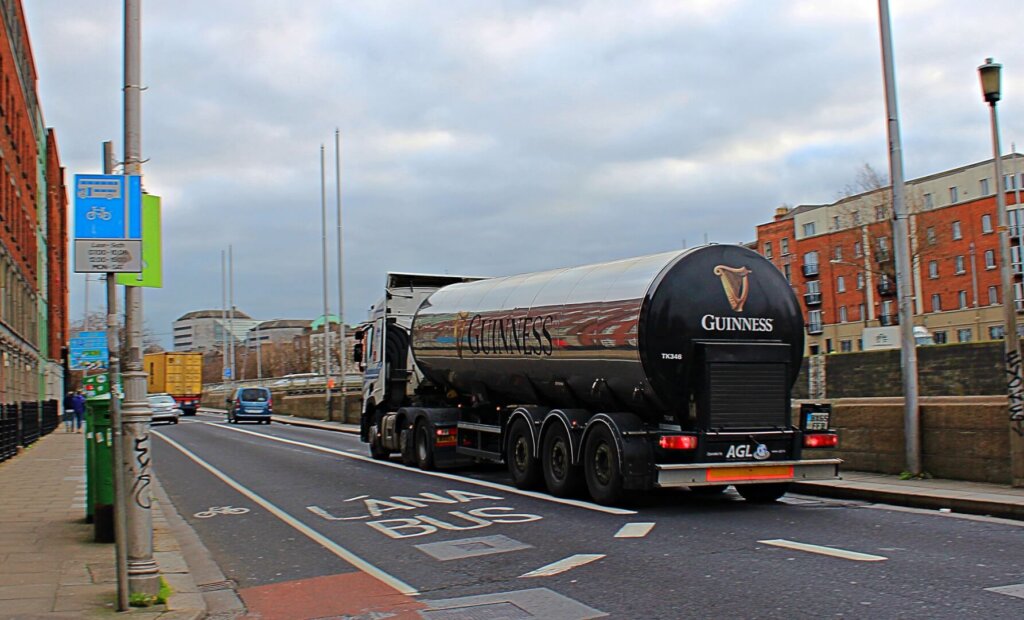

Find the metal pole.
[
  {"left": 122, "top": 0, "right": 159, "bottom": 595},
  {"left": 320, "top": 145, "right": 331, "bottom": 420},
  {"left": 228, "top": 244, "right": 235, "bottom": 386},
  {"left": 878, "top": 0, "right": 921, "bottom": 475},
  {"left": 256, "top": 323, "right": 262, "bottom": 380},
  {"left": 221, "top": 250, "right": 227, "bottom": 382},
  {"left": 83, "top": 275, "right": 90, "bottom": 330},
  {"left": 988, "top": 97, "right": 1024, "bottom": 485},
  {"left": 335, "top": 129, "right": 345, "bottom": 409},
  {"left": 103, "top": 141, "right": 129, "bottom": 612}
]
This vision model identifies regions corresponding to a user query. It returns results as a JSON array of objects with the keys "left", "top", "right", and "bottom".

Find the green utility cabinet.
[{"left": 85, "top": 398, "right": 114, "bottom": 543}]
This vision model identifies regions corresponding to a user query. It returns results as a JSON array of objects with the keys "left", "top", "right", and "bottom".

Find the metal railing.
[
  {"left": 19, "top": 403, "right": 39, "bottom": 448},
  {"left": 0, "top": 417, "right": 16, "bottom": 463},
  {"left": 803, "top": 292, "right": 822, "bottom": 306},
  {"left": 879, "top": 313, "right": 899, "bottom": 326},
  {"left": 806, "top": 322, "right": 824, "bottom": 335},
  {"left": 801, "top": 263, "right": 819, "bottom": 277}
]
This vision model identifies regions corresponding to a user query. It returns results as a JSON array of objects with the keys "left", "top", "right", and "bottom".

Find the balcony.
[
  {"left": 879, "top": 314, "right": 898, "bottom": 326},
  {"left": 806, "top": 322, "right": 823, "bottom": 335},
  {"left": 1017, "top": 299, "right": 1024, "bottom": 313},
  {"left": 1014, "top": 263, "right": 1023, "bottom": 276},
  {"left": 875, "top": 248, "right": 892, "bottom": 263},
  {"left": 877, "top": 279, "right": 896, "bottom": 296},
  {"left": 1011, "top": 225, "right": 1021, "bottom": 240},
  {"left": 803, "top": 292, "right": 822, "bottom": 306},
  {"left": 802, "top": 263, "right": 819, "bottom": 277}
]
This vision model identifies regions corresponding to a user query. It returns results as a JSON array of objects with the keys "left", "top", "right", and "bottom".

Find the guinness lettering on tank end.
[
  {"left": 465, "top": 314, "right": 555, "bottom": 356},
  {"left": 701, "top": 314, "right": 775, "bottom": 332}
]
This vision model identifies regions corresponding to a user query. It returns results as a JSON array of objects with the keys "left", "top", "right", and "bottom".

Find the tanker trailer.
[{"left": 356, "top": 244, "right": 839, "bottom": 505}]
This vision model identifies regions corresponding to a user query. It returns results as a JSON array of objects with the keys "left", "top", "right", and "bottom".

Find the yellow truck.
[{"left": 145, "top": 352, "right": 203, "bottom": 416}]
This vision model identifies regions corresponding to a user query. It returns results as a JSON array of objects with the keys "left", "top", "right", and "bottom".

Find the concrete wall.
[
  {"left": 202, "top": 389, "right": 361, "bottom": 424},
  {"left": 802, "top": 397, "right": 1011, "bottom": 483}
]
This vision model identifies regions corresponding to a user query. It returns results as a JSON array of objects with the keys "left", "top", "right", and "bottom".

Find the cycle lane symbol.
[{"left": 194, "top": 505, "right": 250, "bottom": 519}]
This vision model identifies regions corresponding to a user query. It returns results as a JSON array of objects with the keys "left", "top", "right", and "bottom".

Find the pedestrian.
[
  {"left": 72, "top": 391, "right": 86, "bottom": 433},
  {"left": 62, "top": 390, "right": 75, "bottom": 432}
]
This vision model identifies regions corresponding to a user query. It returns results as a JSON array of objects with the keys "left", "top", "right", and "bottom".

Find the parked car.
[
  {"left": 147, "top": 393, "right": 181, "bottom": 425},
  {"left": 227, "top": 386, "right": 273, "bottom": 424}
]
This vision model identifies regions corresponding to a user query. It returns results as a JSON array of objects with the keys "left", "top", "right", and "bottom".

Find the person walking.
[
  {"left": 71, "top": 391, "right": 86, "bottom": 433},
  {"left": 62, "top": 390, "right": 75, "bottom": 432}
]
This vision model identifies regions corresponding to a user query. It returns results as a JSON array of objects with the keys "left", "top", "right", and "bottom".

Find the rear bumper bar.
[{"left": 656, "top": 458, "right": 842, "bottom": 488}]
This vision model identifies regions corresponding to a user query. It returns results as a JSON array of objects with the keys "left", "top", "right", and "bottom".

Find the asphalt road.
[{"left": 151, "top": 412, "right": 1024, "bottom": 619}]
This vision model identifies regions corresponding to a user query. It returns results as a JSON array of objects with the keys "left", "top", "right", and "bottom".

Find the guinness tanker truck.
[{"left": 355, "top": 244, "right": 839, "bottom": 505}]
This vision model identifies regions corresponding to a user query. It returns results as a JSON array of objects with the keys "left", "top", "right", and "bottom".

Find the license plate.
[
  {"left": 706, "top": 465, "right": 794, "bottom": 482},
  {"left": 435, "top": 436, "right": 456, "bottom": 447},
  {"left": 245, "top": 408, "right": 264, "bottom": 414}
]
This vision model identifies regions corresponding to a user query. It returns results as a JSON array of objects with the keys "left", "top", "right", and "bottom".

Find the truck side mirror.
[{"left": 353, "top": 343, "right": 363, "bottom": 363}]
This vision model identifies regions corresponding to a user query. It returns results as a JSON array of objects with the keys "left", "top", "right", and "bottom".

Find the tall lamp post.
[{"left": 979, "top": 58, "right": 1024, "bottom": 486}]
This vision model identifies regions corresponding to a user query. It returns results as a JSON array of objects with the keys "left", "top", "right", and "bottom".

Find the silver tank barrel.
[{"left": 411, "top": 244, "right": 804, "bottom": 423}]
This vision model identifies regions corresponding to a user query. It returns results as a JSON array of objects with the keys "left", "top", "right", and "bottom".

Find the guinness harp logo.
[
  {"left": 453, "top": 311, "right": 470, "bottom": 358},
  {"left": 713, "top": 265, "right": 752, "bottom": 312}
]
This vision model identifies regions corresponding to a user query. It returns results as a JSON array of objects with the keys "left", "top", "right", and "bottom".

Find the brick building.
[
  {"left": 0, "top": 1, "right": 68, "bottom": 404},
  {"left": 756, "top": 155, "right": 1024, "bottom": 355}
]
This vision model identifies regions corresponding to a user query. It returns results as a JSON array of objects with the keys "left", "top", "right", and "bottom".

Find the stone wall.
[
  {"left": 201, "top": 389, "right": 361, "bottom": 424},
  {"left": 801, "top": 396, "right": 1011, "bottom": 483}
]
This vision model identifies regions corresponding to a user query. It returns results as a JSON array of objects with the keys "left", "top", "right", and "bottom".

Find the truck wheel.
[
  {"left": 507, "top": 418, "right": 542, "bottom": 489},
  {"left": 542, "top": 424, "right": 583, "bottom": 497},
  {"left": 399, "top": 428, "right": 416, "bottom": 466},
  {"left": 369, "top": 426, "right": 389, "bottom": 460},
  {"left": 583, "top": 424, "right": 625, "bottom": 505},
  {"left": 737, "top": 483, "right": 790, "bottom": 503},
  {"left": 415, "top": 422, "right": 435, "bottom": 470}
]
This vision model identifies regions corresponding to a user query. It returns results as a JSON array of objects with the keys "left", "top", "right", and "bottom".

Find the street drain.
[{"left": 421, "top": 602, "right": 531, "bottom": 620}]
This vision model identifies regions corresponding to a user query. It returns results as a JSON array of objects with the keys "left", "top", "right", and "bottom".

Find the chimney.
[{"left": 774, "top": 206, "right": 790, "bottom": 220}]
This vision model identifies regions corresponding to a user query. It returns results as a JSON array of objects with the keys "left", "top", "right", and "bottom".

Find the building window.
[
  {"left": 840, "top": 339, "right": 853, "bottom": 352},
  {"left": 837, "top": 276, "right": 845, "bottom": 293},
  {"left": 933, "top": 330, "right": 948, "bottom": 344},
  {"left": 931, "top": 293, "right": 942, "bottom": 312},
  {"left": 990, "top": 325, "right": 1006, "bottom": 340},
  {"left": 926, "top": 227, "right": 936, "bottom": 245},
  {"left": 959, "top": 290, "right": 968, "bottom": 309},
  {"left": 802, "top": 222, "right": 816, "bottom": 236},
  {"left": 804, "top": 251, "right": 819, "bottom": 272},
  {"left": 839, "top": 306, "right": 847, "bottom": 322},
  {"left": 856, "top": 272, "right": 865, "bottom": 290},
  {"left": 852, "top": 211, "right": 862, "bottom": 225},
  {"left": 982, "top": 214, "right": 993, "bottom": 233},
  {"left": 854, "top": 241, "right": 862, "bottom": 257},
  {"left": 1006, "top": 174, "right": 1018, "bottom": 191},
  {"left": 877, "top": 236, "right": 889, "bottom": 251},
  {"left": 928, "top": 260, "right": 938, "bottom": 279},
  {"left": 985, "top": 249, "right": 996, "bottom": 269},
  {"left": 989, "top": 285, "right": 999, "bottom": 305},
  {"left": 952, "top": 221, "right": 962, "bottom": 240},
  {"left": 957, "top": 328, "right": 973, "bottom": 343},
  {"left": 808, "top": 310, "right": 822, "bottom": 330},
  {"left": 980, "top": 178, "right": 990, "bottom": 195},
  {"left": 924, "top": 193, "right": 933, "bottom": 209},
  {"left": 882, "top": 300, "right": 894, "bottom": 318},
  {"left": 834, "top": 245, "right": 842, "bottom": 260},
  {"left": 858, "top": 303, "right": 865, "bottom": 320},
  {"left": 781, "top": 237, "right": 790, "bottom": 255},
  {"left": 955, "top": 255, "right": 965, "bottom": 274},
  {"left": 806, "top": 280, "right": 820, "bottom": 294},
  {"left": 950, "top": 186, "right": 959, "bottom": 203},
  {"left": 833, "top": 215, "right": 841, "bottom": 230},
  {"left": 875, "top": 205, "right": 886, "bottom": 221},
  {"left": 764, "top": 241, "right": 773, "bottom": 259},
  {"left": 783, "top": 264, "right": 791, "bottom": 281}
]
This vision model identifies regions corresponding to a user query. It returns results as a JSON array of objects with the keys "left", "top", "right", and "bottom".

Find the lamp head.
[{"left": 979, "top": 57, "right": 1001, "bottom": 105}]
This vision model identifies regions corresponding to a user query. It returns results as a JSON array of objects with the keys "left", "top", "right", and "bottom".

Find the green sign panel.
[{"left": 117, "top": 194, "right": 162, "bottom": 288}]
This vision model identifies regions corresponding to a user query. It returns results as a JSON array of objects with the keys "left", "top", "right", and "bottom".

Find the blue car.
[{"left": 227, "top": 387, "right": 273, "bottom": 424}]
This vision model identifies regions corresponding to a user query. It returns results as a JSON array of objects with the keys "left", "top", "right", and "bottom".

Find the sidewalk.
[
  {"left": 0, "top": 431, "right": 206, "bottom": 619},
  {"left": 260, "top": 410, "right": 1024, "bottom": 521}
]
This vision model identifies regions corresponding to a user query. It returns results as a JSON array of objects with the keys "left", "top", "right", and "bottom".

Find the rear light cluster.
[
  {"left": 803, "top": 433, "right": 838, "bottom": 448},
  {"left": 659, "top": 435, "right": 698, "bottom": 450},
  {"left": 435, "top": 428, "right": 455, "bottom": 438}
]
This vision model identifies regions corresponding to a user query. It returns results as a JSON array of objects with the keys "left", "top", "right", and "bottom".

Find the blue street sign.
[
  {"left": 74, "top": 175, "right": 142, "bottom": 240},
  {"left": 224, "top": 368, "right": 232, "bottom": 379}
]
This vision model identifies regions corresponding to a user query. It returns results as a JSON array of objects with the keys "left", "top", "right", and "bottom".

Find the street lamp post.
[{"left": 979, "top": 58, "right": 1024, "bottom": 486}]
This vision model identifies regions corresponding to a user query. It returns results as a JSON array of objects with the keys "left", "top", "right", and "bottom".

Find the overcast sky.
[{"left": 23, "top": 0, "right": 1024, "bottom": 347}]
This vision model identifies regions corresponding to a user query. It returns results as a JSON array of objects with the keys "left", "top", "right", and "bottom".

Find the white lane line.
[
  {"left": 614, "top": 522, "right": 655, "bottom": 538},
  {"left": 205, "top": 422, "right": 636, "bottom": 516},
  {"left": 985, "top": 583, "right": 1024, "bottom": 599},
  {"left": 520, "top": 554, "right": 605, "bottom": 578},
  {"left": 758, "top": 539, "right": 887, "bottom": 562},
  {"left": 151, "top": 430, "right": 418, "bottom": 596}
]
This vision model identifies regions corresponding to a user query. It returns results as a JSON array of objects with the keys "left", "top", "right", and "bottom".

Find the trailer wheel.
[
  {"left": 415, "top": 422, "right": 435, "bottom": 470},
  {"left": 399, "top": 428, "right": 416, "bottom": 466},
  {"left": 507, "top": 418, "right": 542, "bottom": 489},
  {"left": 737, "top": 483, "right": 790, "bottom": 503},
  {"left": 583, "top": 424, "right": 625, "bottom": 505},
  {"left": 369, "top": 426, "right": 389, "bottom": 460},
  {"left": 542, "top": 424, "right": 583, "bottom": 497}
]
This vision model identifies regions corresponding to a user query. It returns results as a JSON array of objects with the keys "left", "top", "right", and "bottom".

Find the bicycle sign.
[
  {"left": 194, "top": 506, "right": 250, "bottom": 519},
  {"left": 85, "top": 206, "right": 113, "bottom": 221},
  {"left": 73, "top": 174, "right": 142, "bottom": 241}
]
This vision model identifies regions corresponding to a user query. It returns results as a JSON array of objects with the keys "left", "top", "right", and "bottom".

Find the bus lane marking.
[
  {"left": 151, "top": 430, "right": 418, "bottom": 595},
  {"left": 520, "top": 554, "right": 605, "bottom": 578},
  {"left": 307, "top": 489, "right": 544, "bottom": 540},
  {"left": 207, "top": 422, "right": 636, "bottom": 515},
  {"left": 758, "top": 539, "right": 888, "bottom": 562}
]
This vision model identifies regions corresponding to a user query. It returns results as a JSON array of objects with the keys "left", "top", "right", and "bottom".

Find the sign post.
[{"left": 73, "top": 174, "right": 143, "bottom": 274}]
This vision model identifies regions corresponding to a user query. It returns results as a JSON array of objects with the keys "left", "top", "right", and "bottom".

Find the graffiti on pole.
[
  {"left": 1006, "top": 350, "right": 1024, "bottom": 437},
  {"left": 130, "top": 433, "right": 153, "bottom": 509}
]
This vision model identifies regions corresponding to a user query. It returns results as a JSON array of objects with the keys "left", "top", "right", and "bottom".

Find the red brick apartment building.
[
  {"left": 0, "top": 0, "right": 69, "bottom": 403},
  {"left": 756, "top": 155, "right": 1024, "bottom": 355}
]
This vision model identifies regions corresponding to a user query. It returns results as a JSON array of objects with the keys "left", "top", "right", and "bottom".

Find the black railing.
[
  {"left": 41, "top": 400, "right": 59, "bottom": 436},
  {"left": 879, "top": 314, "right": 899, "bottom": 326},
  {"left": 875, "top": 248, "right": 892, "bottom": 263},
  {"left": 806, "top": 322, "right": 824, "bottom": 335},
  {"left": 19, "top": 402, "right": 39, "bottom": 448},
  {"left": 804, "top": 292, "right": 822, "bottom": 306},
  {"left": 801, "top": 263, "right": 819, "bottom": 277},
  {"left": 877, "top": 279, "right": 896, "bottom": 295},
  {"left": 0, "top": 417, "right": 16, "bottom": 463}
]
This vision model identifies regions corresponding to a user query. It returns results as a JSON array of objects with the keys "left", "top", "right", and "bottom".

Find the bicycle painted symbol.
[
  {"left": 85, "top": 206, "right": 113, "bottom": 221},
  {"left": 194, "top": 506, "right": 250, "bottom": 519}
]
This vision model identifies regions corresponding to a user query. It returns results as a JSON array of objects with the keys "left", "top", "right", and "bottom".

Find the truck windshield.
[{"left": 240, "top": 388, "right": 269, "bottom": 402}]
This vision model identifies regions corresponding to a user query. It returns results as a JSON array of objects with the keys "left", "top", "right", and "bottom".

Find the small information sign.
[{"left": 74, "top": 239, "right": 143, "bottom": 273}]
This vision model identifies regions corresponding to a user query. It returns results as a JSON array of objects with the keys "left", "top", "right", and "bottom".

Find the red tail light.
[
  {"left": 659, "top": 435, "right": 698, "bottom": 450},
  {"left": 803, "top": 433, "right": 838, "bottom": 448},
  {"left": 436, "top": 428, "right": 454, "bottom": 437}
]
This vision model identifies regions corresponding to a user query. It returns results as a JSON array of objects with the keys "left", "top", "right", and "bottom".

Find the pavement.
[{"left": 3, "top": 413, "right": 1024, "bottom": 620}]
